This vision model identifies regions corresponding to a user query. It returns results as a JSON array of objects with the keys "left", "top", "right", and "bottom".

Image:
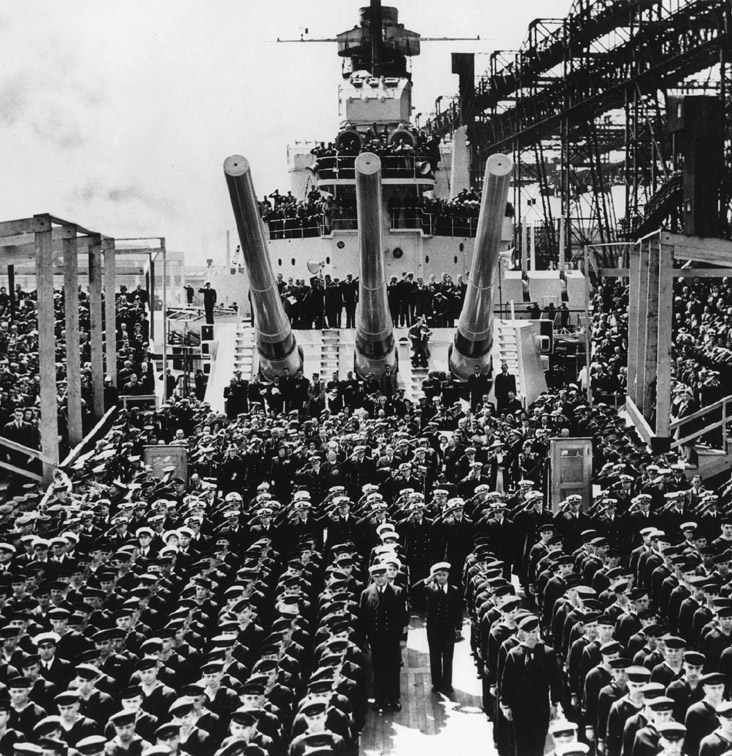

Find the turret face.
[
  {"left": 223, "top": 155, "right": 302, "bottom": 379},
  {"left": 450, "top": 154, "right": 514, "bottom": 380},
  {"left": 354, "top": 152, "right": 397, "bottom": 379}
]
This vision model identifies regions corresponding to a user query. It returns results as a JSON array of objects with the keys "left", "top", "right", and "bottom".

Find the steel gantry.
[{"left": 427, "top": 0, "right": 732, "bottom": 263}]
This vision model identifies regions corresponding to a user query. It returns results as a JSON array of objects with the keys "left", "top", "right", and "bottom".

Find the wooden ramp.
[{"left": 361, "top": 614, "right": 496, "bottom": 756}]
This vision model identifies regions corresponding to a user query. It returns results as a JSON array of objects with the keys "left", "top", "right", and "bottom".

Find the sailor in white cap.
[{"left": 414, "top": 562, "right": 463, "bottom": 695}]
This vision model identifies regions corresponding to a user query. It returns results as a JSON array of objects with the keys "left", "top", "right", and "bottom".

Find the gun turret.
[
  {"left": 450, "top": 153, "right": 513, "bottom": 379},
  {"left": 354, "top": 152, "right": 397, "bottom": 379},
  {"left": 223, "top": 155, "right": 302, "bottom": 379}
]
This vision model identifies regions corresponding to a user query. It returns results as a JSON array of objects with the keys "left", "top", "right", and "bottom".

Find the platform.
[{"left": 361, "top": 613, "right": 494, "bottom": 756}]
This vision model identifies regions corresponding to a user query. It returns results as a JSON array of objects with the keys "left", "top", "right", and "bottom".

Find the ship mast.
[{"left": 370, "top": 0, "right": 382, "bottom": 78}]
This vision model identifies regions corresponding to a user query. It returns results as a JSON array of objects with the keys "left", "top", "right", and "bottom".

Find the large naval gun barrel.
[
  {"left": 450, "top": 153, "right": 513, "bottom": 380},
  {"left": 354, "top": 152, "right": 397, "bottom": 379},
  {"left": 224, "top": 155, "right": 302, "bottom": 380}
]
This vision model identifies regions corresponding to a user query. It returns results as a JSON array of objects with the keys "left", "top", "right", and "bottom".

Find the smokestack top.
[
  {"left": 355, "top": 152, "right": 381, "bottom": 176},
  {"left": 486, "top": 153, "right": 513, "bottom": 177},
  {"left": 224, "top": 155, "right": 250, "bottom": 177}
]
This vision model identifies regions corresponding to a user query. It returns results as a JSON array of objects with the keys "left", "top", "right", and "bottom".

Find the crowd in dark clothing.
[
  {"left": 0, "top": 282, "right": 154, "bottom": 469},
  {"left": 2, "top": 301, "right": 732, "bottom": 756},
  {"left": 6, "top": 259, "right": 732, "bottom": 756},
  {"left": 591, "top": 276, "right": 732, "bottom": 456},
  {"left": 272, "top": 271, "right": 469, "bottom": 331},
  {"left": 115, "top": 287, "right": 153, "bottom": 400},
  {"left": 309, "top": 123, "right": 441, "bottom": 169}
]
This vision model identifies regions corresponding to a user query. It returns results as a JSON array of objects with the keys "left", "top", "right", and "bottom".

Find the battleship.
[{"left": 206, "top": 1, "right": 562, "bottom": 410}]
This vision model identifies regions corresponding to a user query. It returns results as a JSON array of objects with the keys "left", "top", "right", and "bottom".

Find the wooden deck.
[{"left": 360, "top": 613, "right": 496, "bottom": 756}]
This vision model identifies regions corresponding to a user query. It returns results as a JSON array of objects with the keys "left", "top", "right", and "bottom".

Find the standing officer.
[
  {"left": 500, "top": 615, "right": 562, "bottom": 756},
  {"left": 198, "top": 283, "right": 217, "bottom": 325},
  {"left": 358, "top": 563, "right": 408, "bottom": 715},
  {"left": 416, "top": 562, "right": 463, "bottom": 695}
]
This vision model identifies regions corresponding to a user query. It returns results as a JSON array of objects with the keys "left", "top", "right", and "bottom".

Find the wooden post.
[
  {"left": 558, "top": 217, "right": 565, "bottom": 272},
  {"left": 7, "top": 265, "right": 14, "bottom": 324},
  {"left": 654, "top": 240, "right": 674, "bottom": 439},
  {"left": 160, "top": 240, "right": 168, "bottom": 393},
  {"left": 34, "top": 215, "right": 59, "bottom": 482},
  {"left": 627, "top": 245, "right": 641, "bottom": 407},
  {"left": 103, "top": 240, "right": 116, "bottom": 387},
  {"left": 530, "top": 221, "right": 536, "bottom": 271},
  {"left": 88, "top": 240, "right": 105, "bottom": 420},
  {"left": 634, "top": 239, "right": 651, "bottom": 414},
  {"left": 521, "top": 219, "right": 529, "bottom": 276},
  {"left": 63, "top": 232, "right": 82, "bottom": 447},
  {"left": 641, "top": 240, "right": 661, "bottom": 420},
  {"left": 583, "top": 246, "right": 592, "bottom": 407},
  {"left": 148, "top": 255, "right": 155, "bottom": 341}
]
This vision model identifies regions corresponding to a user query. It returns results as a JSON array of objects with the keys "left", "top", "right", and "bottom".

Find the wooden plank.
[
  {"left": 599, "top": 267, "right": 732, "bottom": 279},
  {"left": 635, "top": 242, "right": 650, "bottom": 412},
  {"left": 0, "top": 218, "right": 37, "bottom": 236},
  {"left": 64, "top": 235, "right": 83, "bottom": 447},
  {"left": 627, "top": 247, "right": 641, "bottom": 406},
  {"left": 0, "top": 459, "right": 43, "bottom": 483},
  {"left": 104, "top": 243, "right": 117, "bottom": 387},
  {"left": 35, "top": 223, "right": 60, "bottom": 482},
  {"left": 641, "top": 240, "right": 661, "bottom": 419},
  {"left": 625, "top": 397, "right": 656, "bottom": 448},
  {"left": 655, "top": 243, "right": 674, "bottom": 438},
  {"left": 0, "top": 436, "right": 54, "bottom": 465},
  {"left": 59, "top": 406, "right": 117, "bottom": 469},
  {"left": 664, "top": 231, "right": 732, "bottom": 264},
  {"left": 88, "top": 244, "right": 105, "bottom": 420}
]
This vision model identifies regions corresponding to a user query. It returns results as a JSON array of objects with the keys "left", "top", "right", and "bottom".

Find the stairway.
[
  {"left": 233, "top": 326, "right": 257, "bottom": 378},
  {"left": 494, "top": 321, "right": 523, "bottom": 397},
  {"left": 395, "top": 339, "right": 427, "bottom": 404},
  {"left": 319, "top": 329, "right": 341, "bottom": 380}
]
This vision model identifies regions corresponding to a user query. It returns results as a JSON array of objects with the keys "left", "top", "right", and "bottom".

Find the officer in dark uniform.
[
  {"left": 358, "top": 563, "right": 408, "bottom": 714},
  {"left": 414, "top": 562, "right": 463, "bottom": 695},
  {"left": 499, "top": 615, "right": 562, "bottom": 756}
]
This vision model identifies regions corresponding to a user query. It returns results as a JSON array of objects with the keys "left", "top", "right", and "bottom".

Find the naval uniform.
[
  {"left": 500, "top": 641, "right": 562, "bottom": 756},
  {"left": 421, "top": 581, "right": 463, "bottom": 692},
  {"left": 358, "top": 582, "right": 408, "bottom": 709}
]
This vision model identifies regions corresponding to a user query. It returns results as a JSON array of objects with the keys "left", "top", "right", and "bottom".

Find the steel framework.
[{"left": 427, "top": 0, "right": 732, "bottom": 261}]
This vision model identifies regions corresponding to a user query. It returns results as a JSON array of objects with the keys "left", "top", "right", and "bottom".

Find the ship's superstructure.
[{"left": 269, "top": 4, "right": 512, "bottom": 287}]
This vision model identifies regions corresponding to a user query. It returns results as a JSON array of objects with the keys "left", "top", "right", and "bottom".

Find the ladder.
[
  {"left": 495, "top": 321, "right": 523, "bottom": 398},
  {"left": 319, "top": 329, "right": 341, "bottom": 381},
  {"left": 234, "top": 326, "right": 256, "bottom": 379}
]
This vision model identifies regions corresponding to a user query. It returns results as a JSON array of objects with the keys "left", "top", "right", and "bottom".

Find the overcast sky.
[{"left": 1, "top": 1, "right": 572, "bottom": 264}]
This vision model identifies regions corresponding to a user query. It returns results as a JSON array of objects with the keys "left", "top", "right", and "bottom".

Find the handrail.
[
  {"left": 0, "top": 435, "right": 55, "bottom": 465},
  {"left": 669, "top": 394, "right": 732, "bottom": 450},
  {"left": 265, "top": 208, "right": 482, "bottom": 241},
  {"left": 119, "top": 393, "right": 158, "bottom": 410},
  {"left": 313, "top": 153, "right": 436, "bottom": 182}
]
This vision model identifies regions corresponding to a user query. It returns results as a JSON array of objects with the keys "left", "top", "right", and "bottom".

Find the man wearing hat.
[
  {"left": 631, "top": 696, "right": 675, "bottom": 756},
  {"left": 605, "top": 665, "right": 650, "bottom": 756},
  {"left": 546, "top": 719, "right": 579, "bottom": 756},
  {"left": 0, "top": 696, "right": 24, "bottom": 754},
  {"left": 358, "top": 563, "right": 408, "bottom": 714},
  {"left": 500, "top": 615, "right": 562, "bottom": 756},
  {"left": 656, "top": 722, "right": 687, "bottom": 756},
  {"left": 54, "top": 691, "right": 98, "bottom": 746},
  {"left": 414, "top": 562, "right": 463, "bottom": 695},
  {"left": 699, "top": 700, "right": 732, "bottom": 755},
  {"left": 107, "top": 709, "right": 151, "bottom": 756},
  {"left": 666, "top": 652, "right": 705, "bottom": 723},
  {"left": 7, "top": 676, "right": 45, "bottom": 737},
  {"left": 684, "top": 672, "right": 725, "bottom": 756},
  {"left": 75, "top": 737, "right": 107, "bottom": 756}
]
